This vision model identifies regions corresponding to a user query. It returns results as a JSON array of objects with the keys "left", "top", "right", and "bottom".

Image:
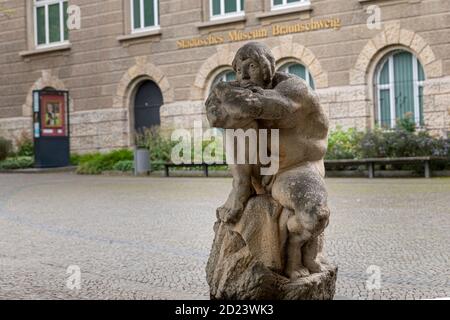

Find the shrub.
[
  {"left": 70, "top": 153, "right": 81, "bottom": 165},
  {"left": 76, "top": 160, "right": 103, "bottom": 175},
  {"left": 395, "top": 112, "right": 416, "bottom": 133},
  {"left": 135, "top": 127, "right": 174, "bottom": 164},
  {"left": 359, "top": 128, "right": 450, "bottom": 159},
  {"left": 113, "top": 160, "right": 134, "bottom": 172},
  {"left": 326, "top": 127, "right": 363, "bottom": 160},
  {"left": 0, "top": 137, "right": 13, "bottom": 161},
  {"left": 0, "top": 156, "right": 34, "bottom": 170},
  {"left": 326, "top": 124, "right": 449, "bottom": 164},
  {"left": 359, "top": 128, "right": 392, "bottom": 158},
  {"left": 76, "top": 149, "right": 133, "bottom": 174},
  {"left": 15, "top": 131, "right": 34, "bottom": 157}
]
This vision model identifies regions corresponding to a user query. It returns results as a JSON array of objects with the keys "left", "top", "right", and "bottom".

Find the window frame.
[
  {"left": 271, "top": 0, "right": 310, "bottom": 11},
  {"left": 130, "top": 0, "right": 160, "bottom": 34},
  {"left": 375, "top": 51, "right": 425, "bottom": 128},
  {"left": 34, "top": 0, "right": 69, "bottom": 49},
  {"left": 210, "top": 0, "right": 244, "bottom": 21}
]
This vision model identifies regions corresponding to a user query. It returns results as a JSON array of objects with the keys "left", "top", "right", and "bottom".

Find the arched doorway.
[{"left": 133, "top": 80, "right": 163, "bottom": 131}]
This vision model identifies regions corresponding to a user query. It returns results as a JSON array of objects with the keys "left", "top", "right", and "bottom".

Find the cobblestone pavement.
[{"left": 0, "top": 173, "right": 449, "bottom": 300}]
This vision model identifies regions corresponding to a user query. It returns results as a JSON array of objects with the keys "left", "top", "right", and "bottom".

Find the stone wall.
[
  {"left": 317, "top": 85, "right": 370, "bottom": 131},
  {"left": 0, "top": 109, "right": 129, "bottom": 154},
  {"left": 160, "top": 101, "right": 207, "bottom": 131},
  {"left": 423, "top": 76, "right": 450, "bottom": 137},
  {"left": 0, "top": 117, "right": 32, "bottom": 146},
  {"left": 69, "top": 109, "right": 129, "bottom": 153}
]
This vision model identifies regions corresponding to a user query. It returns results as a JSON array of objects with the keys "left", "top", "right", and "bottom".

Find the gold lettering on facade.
[
  {"left": 177, "top": 18, "right": 342, "bottom": 49},
  {"left": 228, "top": 28, "right": 268, "bottom": 42},
  {"left": 177, "top": 34, "right": 225, "bottom": 49},
  {"left": 272, "top": 18, "right": 341, "bottom": 36}
]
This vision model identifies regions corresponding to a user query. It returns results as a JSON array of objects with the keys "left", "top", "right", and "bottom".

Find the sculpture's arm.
[
  {"left": 239, "top": 77, "right": 319, "bottom": 121},
  {"left": 206, "top": 78, "right": 320, "bottom": 128}
]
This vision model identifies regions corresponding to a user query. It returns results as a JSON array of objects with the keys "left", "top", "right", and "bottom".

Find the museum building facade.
[{"left": 0, "top": 0, "right": 449, "bottom": 153}]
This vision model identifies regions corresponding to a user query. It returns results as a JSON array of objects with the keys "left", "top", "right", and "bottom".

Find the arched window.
[
  {"left": 212, "top": 70, "right": 236, "bottom": 86},
  {"left": 375, "top": 50, "right": 425, "bottom": 128},
  {"left": 278, "top": 62, "right": 315, "bottom": 89},
  {"left": 210, "top": 70, "right": 236, "bottom": 92}
]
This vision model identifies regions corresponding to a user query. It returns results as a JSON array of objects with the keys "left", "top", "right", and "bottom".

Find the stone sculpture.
[{"left": 205, "top": 42, "right": 337, "bottom": 300}]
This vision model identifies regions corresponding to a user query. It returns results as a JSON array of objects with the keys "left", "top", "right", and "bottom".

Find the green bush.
[
  {"left": 70, "top": 152, "right": 101, "bottom": 166},
  {"left": 113, "top": 160, "right": 134, "bottom": 172},
  {"left": 0, "top": 156, "right": 34, "bottom": 170},
  {"left": 326, "top": 125, "right": 449, "bottom": 162},
  {"left": 326, "top": 127, "right": 363, "bottom": 160},
  {"left": 0, "top": 137, "right": 12, "bottom": 161},
  {"left": 15, "top": 131, "right": 34, "bottom": 157},
  {"left": 70, "top": 153, "right": 81, "bottom": 165},
  {"left": 359, "top": 128, "right": 449, "bottom": 158},
  {"left": 0, "top": 137, "right": 13, "bottom": 161},
  {"left": 135, "top": 127, "right": 174, "bottom": 164},
  {"left": 395, "top": 112, "right": 417, "bottom": 133},
  {"left": 76, "top": 149, "right": 133, "bottom": 174}
]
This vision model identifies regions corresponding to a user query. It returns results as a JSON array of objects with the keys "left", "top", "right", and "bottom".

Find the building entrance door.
[{"left": 134, "top": 80, "right": 163, "bottom": 131}]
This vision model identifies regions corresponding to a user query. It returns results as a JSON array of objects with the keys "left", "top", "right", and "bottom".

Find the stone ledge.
[
  {"left": 19, "top": 43, "right": 71, "bottom": 58},
  {"left": 196, "top": 15, "right": 246, "bottom": 29},
  {"left": 359, "top": 0, "right": 421, "bottom": 3},
  {"left": 117, "top": 29, "right": 162, "bottom": 42},
  {"left": 256, "top": 4, "right": 312, "bottom": 19},
  {"left": 0, "top": 166, "right": 77, "bottom": 174}
]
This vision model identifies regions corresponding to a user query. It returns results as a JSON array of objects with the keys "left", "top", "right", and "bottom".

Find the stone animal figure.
[{"left": 205, "top": 42, "right": 330, "bottom": 279}]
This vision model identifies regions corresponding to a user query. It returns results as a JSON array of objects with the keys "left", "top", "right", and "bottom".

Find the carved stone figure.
[{"left": 205, "top": 42, "right": 337, "bottom": 300}]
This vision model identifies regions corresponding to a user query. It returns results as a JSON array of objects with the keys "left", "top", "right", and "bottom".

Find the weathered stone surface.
[
  {"left": 206, "top": 195, "right": 337, "bottom": 300},
  {"left": 205, "top": 42, "right": 337, "bottom": 300}
]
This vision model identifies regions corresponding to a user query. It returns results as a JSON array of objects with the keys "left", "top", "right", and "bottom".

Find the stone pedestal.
[{"left": 206, "top": 195, "right": 337, "bottom": 300}]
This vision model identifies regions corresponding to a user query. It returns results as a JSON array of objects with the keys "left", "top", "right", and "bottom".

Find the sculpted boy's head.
[{"left": 232, "top": 42, "right": 276, "bottom": 89}]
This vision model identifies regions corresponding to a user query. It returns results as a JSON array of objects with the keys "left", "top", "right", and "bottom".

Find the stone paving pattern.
[{"left": 0, "top": 174, "right": 448, "bottom": 300}]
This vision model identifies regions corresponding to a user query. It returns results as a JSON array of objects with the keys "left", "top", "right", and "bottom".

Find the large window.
[
  {"left": 279, "top": 62, "right": 315, "bottom": 89},
  {"left": 210, "top": 0, "right": 244, "bottom": 20},
  {"left": 272, "top": 0, "right": 310, "bottom": 11},
  {"left": 131, "top": 0, "right": 159, "bottom": 32},
  {"left": 375, "top": 50, "right": 425, "bottom": 128},
  {"left": 34, "top": 0, "right": 68, "bottom": 47}
]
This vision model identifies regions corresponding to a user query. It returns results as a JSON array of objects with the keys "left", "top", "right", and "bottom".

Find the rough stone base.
[{"left": 206, "top": 195, "right": 337, "bottom": 300}]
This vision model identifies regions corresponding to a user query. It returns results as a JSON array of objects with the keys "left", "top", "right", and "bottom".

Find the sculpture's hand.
[
  {"left": 248, "top": 86, "right": 265, "bottom": 95},
  {"left": 229, "top": 88, "right": 263, "bottom": 118},
  {"left": 206, "top": 82, "right": 269, "bottom": 127},
  {"left": 205, "top": 88, "right": 227, "bottom": 128},
  {"left": 205, "top": 83, "right": 249, "bottom": 128}
]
